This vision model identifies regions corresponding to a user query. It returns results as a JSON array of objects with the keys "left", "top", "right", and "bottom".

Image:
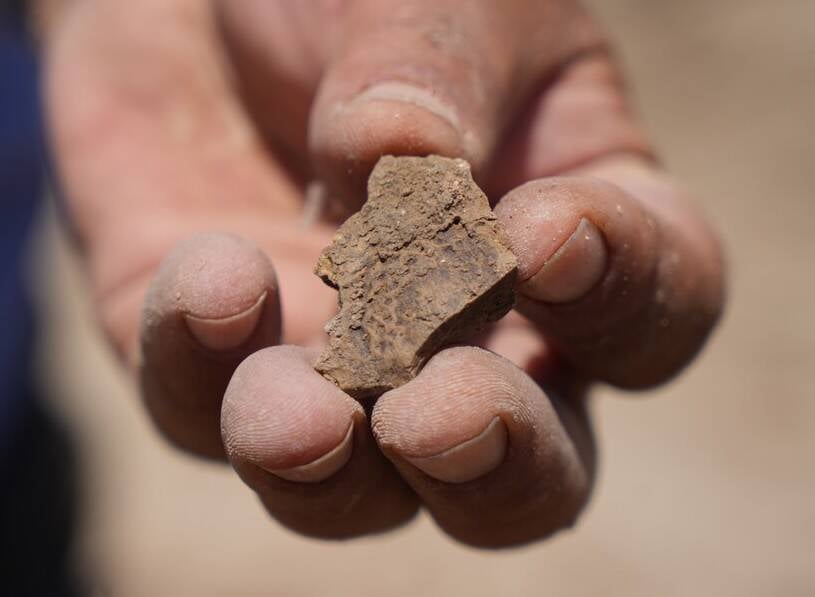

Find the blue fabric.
[{"left": 0, "top": 21, "right": 43, "bottom": 446}]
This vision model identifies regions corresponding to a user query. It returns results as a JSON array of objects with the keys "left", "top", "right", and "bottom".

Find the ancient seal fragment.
[{"left": 314, "top": 155, "right": 517, "bottom": 399}]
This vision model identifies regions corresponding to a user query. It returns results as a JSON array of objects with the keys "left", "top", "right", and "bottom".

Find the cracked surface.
[{"left": 314, "top": 155, "right": 517, "bottom": 399}]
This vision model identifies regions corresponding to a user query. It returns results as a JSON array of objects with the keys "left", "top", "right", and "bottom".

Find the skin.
[{"left": 40, "top": 0, "right": 724, "bottom": 547}]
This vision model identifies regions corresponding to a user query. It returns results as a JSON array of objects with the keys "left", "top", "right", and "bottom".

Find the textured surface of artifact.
[{"left": 314, "top": 155, "right": 517, "bottom": 399}]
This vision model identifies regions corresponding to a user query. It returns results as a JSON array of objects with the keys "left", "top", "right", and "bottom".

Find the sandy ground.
[{"left": 31, "top": 0, "right": 815, "bottom": 595}]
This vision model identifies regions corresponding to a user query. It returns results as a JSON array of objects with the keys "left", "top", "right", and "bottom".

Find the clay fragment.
[{"left": 314, "top": 155, "right": 518, "bottom": 399}]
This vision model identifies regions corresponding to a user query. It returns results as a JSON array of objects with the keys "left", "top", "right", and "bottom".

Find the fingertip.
[
  {"left": 137, "top": 233, "right": 283, "bottom": 458},
  {"left": 372, "top": 346, "right": 521, "bottom": 479},
  {"left": 222, "top": 347, "right": 419, "bottom": 538},
  {"left": 495, "top": 167, "right": 722, "bottom": 388},
  {"left": 222, "top": 346, "right": 361, "bottom": 477},
  {"left": 310, "top": 89, "right": 471, "bottom": 209},
  {"left": 495, "top": 176, "right": 661, "bottom": 310},
  {"left": 372, "top": 345, "right": 594, "bottom": 546},
  {"left": 494, "top": 177, "right": 628, "bottom": 280},
  {"left": 145, "top": 232, "right": 281, "bottom": 350}
]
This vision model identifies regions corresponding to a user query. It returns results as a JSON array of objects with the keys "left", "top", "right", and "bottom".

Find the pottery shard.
[{"left": 314, "top": 155, "right": 518, "bottom": 399}]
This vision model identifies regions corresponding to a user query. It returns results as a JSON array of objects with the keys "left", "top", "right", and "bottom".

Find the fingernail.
[
  {"left": 185, "top": 291, "right": 267, "bottom": 351},
  {"left": 351, "top": 81, "right": 462, "bottom": 133},
  {"left": 346, "top": 81, "right": 479, "bottom": 162},
  {"left": 269, "top": 423, "right": 354, "bottom": 483},
  {"left": 406, "top": 417, "right": 507, "bottom": 483},
  {"left": 522, "top": 218, "right": 607, "bottom": 303}
]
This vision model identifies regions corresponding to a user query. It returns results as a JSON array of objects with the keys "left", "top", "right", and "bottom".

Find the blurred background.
[{"left": 2, "top": 0, "right": 813, "bottom": 595}]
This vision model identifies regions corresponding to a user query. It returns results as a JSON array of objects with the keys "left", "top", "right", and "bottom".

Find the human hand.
[{"left": 44, "top": 0, "right": 724, "bottom": 547}]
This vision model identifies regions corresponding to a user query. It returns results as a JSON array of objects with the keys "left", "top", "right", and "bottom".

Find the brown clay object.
[{"left": 314, "top": 155, "right": 518, "bottom": 399}]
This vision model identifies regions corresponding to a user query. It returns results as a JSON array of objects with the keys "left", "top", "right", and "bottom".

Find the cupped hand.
[{"left": 44, "top": 0, "right": 724, "bottom": 547}]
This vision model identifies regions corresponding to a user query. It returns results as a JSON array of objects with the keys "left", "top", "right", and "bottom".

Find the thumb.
[{"left": 308, "top": 0, "right": 596, "bottom": 210}]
